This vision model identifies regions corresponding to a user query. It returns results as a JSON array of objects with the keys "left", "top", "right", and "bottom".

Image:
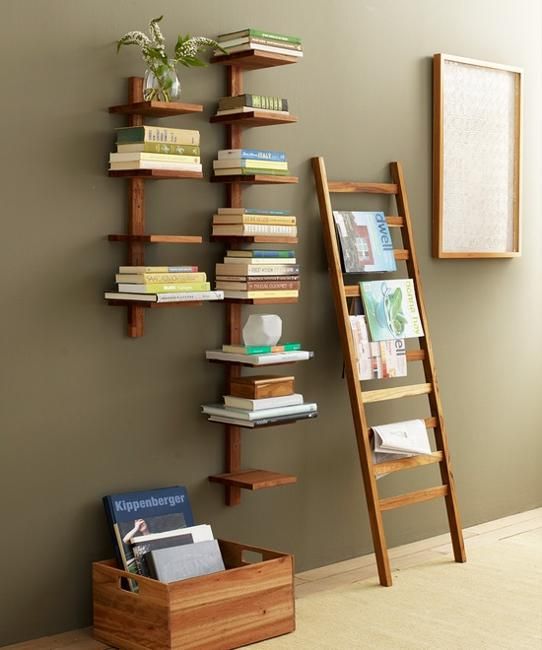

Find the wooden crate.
[{"left": 93, "top": 539, "right": 295, "bottom": 650}]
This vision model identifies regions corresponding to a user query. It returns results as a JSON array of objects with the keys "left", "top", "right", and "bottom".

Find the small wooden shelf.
[
  {"left": 108, "top": 100, "right": 203, "bottom": 117},
  {"left": 210, "top": 111, "right": 298, "bottom": 127},
  {"left": 109, "top": 169, "right": 203, "bottom": 180},
  {"left": 211, "top": 174, "right": 298, "bottom": 184},
  {"left": 108, "top": 234, "right": 203, "bottom": 244},
  {"left": 223, "top": 297, "right": 298, "bottom": 305},
  {"left": 208, "top": 357, "right": 310, "bottom": 367},
  {"left": 211, "top": 235, "right": 298, "bottom": 244},
  {"left": 211, "top": 50, "right": 300, "bottom": 69},
  {"left": 208, "top": 469, "right": 297, "bottom": 490},
  {"left": 107, "top": 299, "right": 204, "bottom": 308}
]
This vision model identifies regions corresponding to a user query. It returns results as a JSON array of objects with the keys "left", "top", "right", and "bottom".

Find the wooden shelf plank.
[
  {"left": 210, "top": 174, "right": 298, "bottom": 185},
  {"left": 373, "top": 451, "right": 444, "bottom": 477},
  {"left": 211, "top": 50, "right": 300, "bottom": 69},
  {"left": 328, "top": 181, "right": 398, "bottom": 194},
  {"left": 108, "top": 234, "right": 203, "bottom": 244},
  {"left": 109, "top": 169, "right": 203, "bottom": 180},
  {"left": 362, "top": 382, "right": 432, "bottom": 404},
  {"left": 210, "top": 111, "right": 298, "bottom": 127},
  {"left": 208, "top": 469, "right": 297, "bottom": 490},
  {"left": 211, "top": 235, "right": 298, "bottom": 244},
  {"left": 379, "top": 485, "right": 449, "bottom": 511},
  {"left": 109, "top": 100, "right": 203, "bottom": 117},
  {"left": 107, "top": 300, "right": 204, "bottom": 308},
  {"left": 223, "top": 297, "right": 298, "bottom": 305}
]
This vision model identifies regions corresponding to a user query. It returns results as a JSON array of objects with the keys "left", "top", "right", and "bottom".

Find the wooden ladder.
[{"left": 311, "top": 157, "right": 466, "bottom": 586}]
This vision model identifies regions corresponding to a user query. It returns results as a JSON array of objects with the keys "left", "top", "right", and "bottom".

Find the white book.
[
  {"left": 218, "top": 149, "right": 285, "bottom": 161},
  {"left": 201, "top": 402, "right": 317, "bottom": 421},
  {"left": 205, "top": 349, "right": 313, "bottom": 365},
  {"left": 207, "top": 411, "right": 318, "bottom": 428},
  {"left": 213, "top": 159, "right": 288, "bottom": 170},
  {"left": 109, "top": 161, "right": 202, "bottom": 172},
  {"left": 110, "top": 152, "right": 200, "bottom": 164},
  {"left": 130, "top": 524, "right": 213, "bottom": 545},
  {"left": 105, "top": 291, "right": 224, "bottom": 303},
  {"left": 372, "top": 419, "right": 431, "bottom": 456},
  {"left": 219, "top": 44, "right": 303, "bottom": 57},
  {"left": 223, "top": 393, "right": 303, "bottom": 411}
]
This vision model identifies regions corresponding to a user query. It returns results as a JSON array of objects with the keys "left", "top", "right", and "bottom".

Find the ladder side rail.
[
  {"left": 311, "top": 156, "right": 392, "bottom": 586},
  {"left": 390, "top": 161, "right": 466, "bottom": 563}
]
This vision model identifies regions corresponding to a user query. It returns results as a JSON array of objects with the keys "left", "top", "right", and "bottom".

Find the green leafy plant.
[
  {"left": 383, "top": 288, "right": 407, "bottom": 335},
  {"left": 117, "top": 16, "right": 224, "bottom": 101}
]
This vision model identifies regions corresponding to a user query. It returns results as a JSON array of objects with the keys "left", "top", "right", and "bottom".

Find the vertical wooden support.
[
  {"left": 312, "top": 157, "right": 392, "bottom": 586},
  {"left": 127, "top": 77, "right": 145, "bottom": 337},
  {"left": 391, "top": 162, "right": 466, "bottom": 563},
  {"left": 223, "top": 65, "right": 244, "bottom": 505}
]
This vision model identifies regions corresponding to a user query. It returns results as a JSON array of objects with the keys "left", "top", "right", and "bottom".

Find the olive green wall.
[{"left": 1, "top": 0, "right": 541, "bottom": 644}]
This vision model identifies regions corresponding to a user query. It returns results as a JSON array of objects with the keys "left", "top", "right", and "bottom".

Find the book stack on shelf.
[
  {"left": 202, "top": 373, "right": 317, "bottom": 428},
  {"left": 214, "top": 93, "right": 290, "bottom": 118},
  {"left": 104, "top": 266, "right": 224, "bottom": 303},
  {"left": 109, "top": 125, "right": 202, "bottom": 174},
  {"left": 212, "top": 208, "right": 297, "bottom": 238},
  {"left": 216, "top": 28, "right": 303, "bottom": 59},
  {"left": 213, "top": 148, "right": 290, "bottom": 177},
  {"left": 215, "top": 249, "right": 299, "bottom": 300}
]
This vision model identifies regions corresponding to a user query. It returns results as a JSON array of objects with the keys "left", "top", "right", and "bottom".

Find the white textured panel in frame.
[{"left": 433, "top": 54, "right": 522, "bottom": 258}]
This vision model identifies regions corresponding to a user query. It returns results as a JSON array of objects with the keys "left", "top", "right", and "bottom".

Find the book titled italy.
[
  {"left": 360, "top": 279, "right": 424, "bottom": 341},
  {"left": 333, "top": 211, "right": 396, "bottom": 272}
]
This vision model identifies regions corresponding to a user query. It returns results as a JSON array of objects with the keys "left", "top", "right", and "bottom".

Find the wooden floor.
[{"left": 6, "top": 507, "right": 541, "bottom": 649}]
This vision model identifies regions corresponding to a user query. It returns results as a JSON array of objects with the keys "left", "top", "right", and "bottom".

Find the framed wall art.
[{"left": 432, "top": 53, "right": 522, "bottom": 258}]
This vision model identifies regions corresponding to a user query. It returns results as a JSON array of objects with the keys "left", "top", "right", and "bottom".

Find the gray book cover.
[{"left": 147, "top": 539, "right": 225, "bottom": 583}]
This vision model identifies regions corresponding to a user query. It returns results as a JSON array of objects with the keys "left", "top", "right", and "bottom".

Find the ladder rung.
[
  {"left": 386, "top": 216, "right": 404, "bottom": 228},
  {"left": 394, "top": 249, "right": 409, "bottom": 261},
  {"left": 362, "top": 382, "right": 432, "bottom": 403},
  {"left": 379, "top": 485, "right": 449, "bottom": 511},
  {"left": 374, "top": 451, "right": 444, "bottom": 477},
  {"left": 328, "top": 181, "right": 398, "bottom": 194}
]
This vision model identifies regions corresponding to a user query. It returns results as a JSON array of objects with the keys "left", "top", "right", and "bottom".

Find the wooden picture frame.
[{"left": 432, "top": 53, "right": 522, "bottom": 258}]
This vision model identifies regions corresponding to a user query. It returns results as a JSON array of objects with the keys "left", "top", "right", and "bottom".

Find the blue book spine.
[
  {"left": 251, "top": 250, "right": 296, "bottom": 258},
  {"left": 244, "top": 209, "right": 291, "bottom": 215},
  {"left": 228, "top": 149, "right": 286, "bottom": 161}
]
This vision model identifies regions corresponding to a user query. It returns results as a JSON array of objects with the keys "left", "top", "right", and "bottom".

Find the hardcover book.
[
  {"left": 360, "top": 279, "right": 424, "bottom": 341},
  {"left": 102, "top": 485, "right": 194, "bottom": 578},
  {"left": 201, "top": 402, "right": 317, "bottom": 421},
  {"left": 115, "top": 126, "right": 200, "bottom": 145},
  {"left": 333, "top": 211, "right": 396, "bottom": 273},
  {"left": 207, "top": 411, "right": 317, "bottom": 428},
  {"left": 217, "top": 149, "right": 286, "bottom": 162},
  {"left": 205, "top": 349, "right": 312, "bottom": 365},
  {"left": 147, "top": 539, "right": 225, "bottom": 583},
  {"left": 349, "top": 315, "right": 407, "bottom": 379}
]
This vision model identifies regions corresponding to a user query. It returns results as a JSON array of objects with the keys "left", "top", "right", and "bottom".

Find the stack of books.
[
  {"left": 213, "top": 149, "right": 289, "bottom": 177},
  {"left": 216, "top": 28, "right": 303, "bottom": 59},
  {"left": 212, "top": 207, "right": 297, "bottom": 238},
  {"left": 215, "top": 250, "right": 300, "bottom": 300},
  {"left": 104, "top": 266, "right": 224, "bottom": 303},
  {"left": 214, "top": 93, "right": 290, "bottom": 118},
  {"left": 109, "top": 125, "right": 202, "bottom": 174},
  {"left": 201, "top": 374, "right": 317, "bottom": 427}
]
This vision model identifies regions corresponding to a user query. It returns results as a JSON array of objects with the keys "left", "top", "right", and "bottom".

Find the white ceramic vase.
[{"left": 242, "top": 314, "right": 282, "bottom": 346}]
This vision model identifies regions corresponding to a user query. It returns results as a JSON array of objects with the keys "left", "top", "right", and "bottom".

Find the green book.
[
  {"left": 221, "top": 342, "right": 301, "bottom": 355},
  {"left": 116, "top": 142, "right": 200, "bottom": 156},
  {"left": 117, "top": 282, "right": 211, "bottom": 294},
  {"left": 218, "top": 28, "right": 302, "bottom": 44},
  {"left": 213, "top": 168, "right": 289, "bottom": 176}
]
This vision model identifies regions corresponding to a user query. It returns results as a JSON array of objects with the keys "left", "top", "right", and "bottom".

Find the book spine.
[
  {"left": 247, "top": 29, "right": 302, "bottom": 44},
  {"left": 215, "top": 224, "right": 296, "bottom": 234},
  {"left": 118, "top": 282, "right": 211, "bottom": 293},
  {"left": 213, "top": 168, "right": 288, "bottom": 176},
  {"left": 110, "top": 153, "right": 200, "bottom": 164},
  {"left": 232, "top": 343, "right": 301, "bottom": 354},
  {"left": 214, "top": 215, "right": 296, "bottom": 225},
  {"left": 116, "top": 126, "right": 200, "bottom": 145},
  {"left": 156, "top": 291, "right": 223, "bottom": 303},
  {"left": 246, "top": 38, "right": 302, "bottom": 52},
  {"left": 217, "top": 208, "right": 292, "bottom": 216},
  {"left": 117, "top": 272, "right": 207, "bottom": 283},
  {"left": 216, "top": 264, "right": 300, "bottom": 275},
  {"left": 118, "top": 266, "right": 198, "bottom": 273},
  {"left": 219, "top": 95, "right": 289, "bottom": 111},
  {"left": 245, "top": 281, "right": 300, "bottom": 290},
  {"left": 116, "top": 143, "right": 201, "bottom": 156},
  {"left": 218, "top": 149, "right": 286, "bottom": 162},
  {"left": 213, "top": 160, "right": 288, "bottom": 170}
]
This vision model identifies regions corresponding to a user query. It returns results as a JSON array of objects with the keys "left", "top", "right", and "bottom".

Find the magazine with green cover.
[{"left": 360, "top": 279, "right": 424, "bottom": 341}]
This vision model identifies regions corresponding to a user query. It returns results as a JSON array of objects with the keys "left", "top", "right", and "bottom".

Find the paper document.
[{"left": 372, "top": 419, "right": 432, "bottom": 462}]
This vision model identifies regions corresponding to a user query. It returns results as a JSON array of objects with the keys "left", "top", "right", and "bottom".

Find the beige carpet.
[{"left": 253, "top": 529, "right": 542, "bottom": 649}]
